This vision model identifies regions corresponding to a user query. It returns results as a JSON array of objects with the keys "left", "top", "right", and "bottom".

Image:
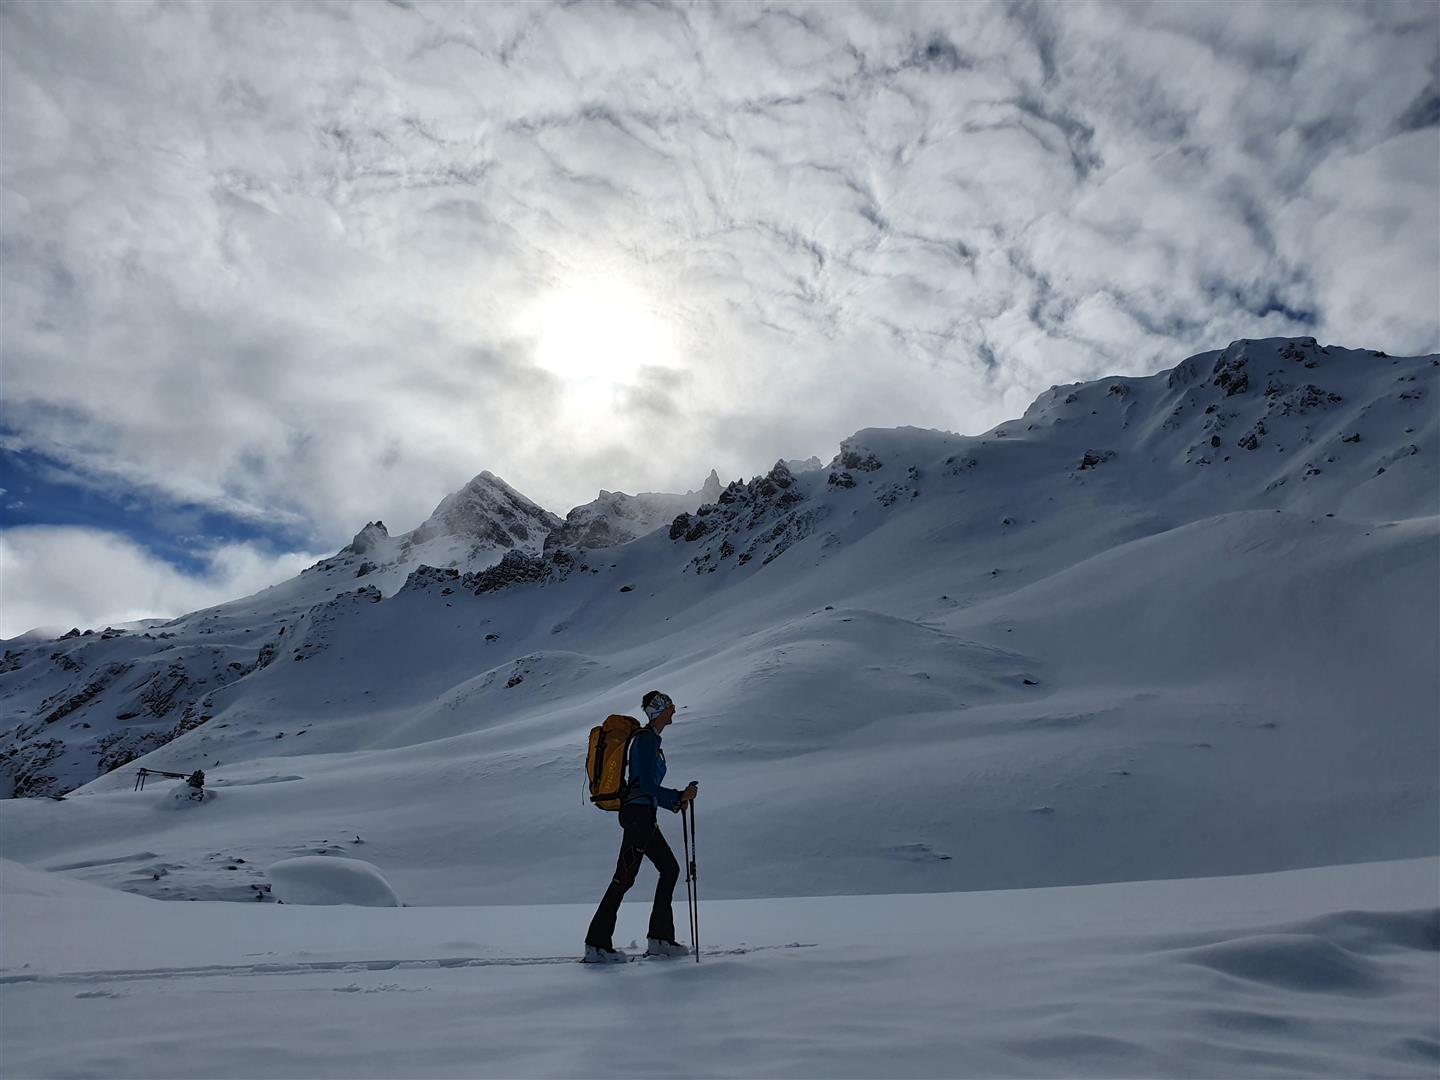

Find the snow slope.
[{"left": 1, "top": 338, "right": 1434, "bottom": 907}]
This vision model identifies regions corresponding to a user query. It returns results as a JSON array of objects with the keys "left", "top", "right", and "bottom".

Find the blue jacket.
[{"left": 625, "top": 726, "right": 682, "bottom": 811}]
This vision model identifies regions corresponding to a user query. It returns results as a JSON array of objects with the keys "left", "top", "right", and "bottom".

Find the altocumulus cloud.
[{"left": 1, "top": 0, "right": 1436, "bottom": 631}]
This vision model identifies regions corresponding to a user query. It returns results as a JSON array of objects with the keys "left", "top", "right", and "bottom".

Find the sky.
[{"left": 2, "top": 0, "right": 1437, "bottom": 638}]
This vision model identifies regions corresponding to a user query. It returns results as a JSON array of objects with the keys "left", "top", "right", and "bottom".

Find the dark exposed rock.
[
  {"left": 1212, "top": 350, "right": 1250, "bottom": 396},
  {"left": 403, "top": 566, "right": 461, "bottom": 592},
  {"left": 672, "top": 461, "right": 813, "bottom": 573},
  {"left": 1078, "top": 449, "right": 1116, "bottom": 470},
  {"left": 1277, "top": 384, "right": 1343, "bottom": 415},
  {"left": 1238, "top": 420, "right": 1267, "bottom": 451},
  {"left": 839, "top": 448, "right": 883, "bottom": 472},
  {"left": 39, "top": 663, "right": 132, "bottom": 726},
  {"left": 469, "top": 550, "right": 552, "bottom": 594},
  {"left": 1279, "top": 339, "right": 1320, "bottom": 366},
  {"left": 875, "top": 483, "right": 910, "bottom": 506},
  {"left": 255, "top": 641, "right": 280, "bottom": 670},
  {"left": 3, "top": 737, "right": 65, "bottom": 797}
]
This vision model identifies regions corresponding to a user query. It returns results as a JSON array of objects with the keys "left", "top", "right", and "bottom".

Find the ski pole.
[
  {"left": 682, "top": 803, "right": 695, "bottom": 958},
  {"left": 682, "top": 804, "right": 692, "bottom": 948},
  {"left": 689, "top": 799, "right": 699, "bottom": 963}
]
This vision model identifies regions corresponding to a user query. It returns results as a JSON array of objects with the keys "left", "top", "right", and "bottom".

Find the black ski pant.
[{"left": 586, "top": 802, "right": 679, "bottom": 948}]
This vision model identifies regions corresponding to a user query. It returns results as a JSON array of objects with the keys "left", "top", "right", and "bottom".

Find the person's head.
[{"left": 642, "top": 690, "right": 676, "bottom": 730}]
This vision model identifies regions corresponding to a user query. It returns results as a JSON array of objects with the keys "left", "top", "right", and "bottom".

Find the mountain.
[
  {"left": 0, "top": 468, "right": 729, "bottom": 798},
  {"left": 0, "top": 470, "right": 562, "bottom": 796},
  {"left": 318, "top": 470, "right": 563, "bottom": 598},
  {"left": 0, "top": 338, "right": 1434, "bottom": 914},
  {"left": 542, "top": 470, "right": 724, "bottom": 554}
]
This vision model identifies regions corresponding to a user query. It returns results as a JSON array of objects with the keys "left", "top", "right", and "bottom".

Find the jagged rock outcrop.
[
  {"left": 670, "top": 460, "right": 815, "bottom": 572},
  {"left": 1078, "top": 449, "right": 1117, "bottom": 470},
  {"left": 346, "top": 521, "right": 389, "bottom": 556}
]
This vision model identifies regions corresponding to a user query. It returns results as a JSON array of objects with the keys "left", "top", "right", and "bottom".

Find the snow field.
[{"left": 2, "top": 858, "right": 1435, "bottom": 1078}]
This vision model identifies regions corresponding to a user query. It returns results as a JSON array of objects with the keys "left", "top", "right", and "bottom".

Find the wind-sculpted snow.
[
  {"left": 267, "top": 855, "right": 402, "bottom": 907},
  {"left": 0, "top": 338, "right": 1436, "bottom": 917}
]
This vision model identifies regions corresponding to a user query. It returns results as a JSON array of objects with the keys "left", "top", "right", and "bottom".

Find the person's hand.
[{"left": 680, "top": 781, "right": 699, "bottom": 804}]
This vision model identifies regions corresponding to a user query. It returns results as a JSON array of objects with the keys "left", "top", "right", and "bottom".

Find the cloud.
[
  {"left": 0, "top": 526, "right": 326, "bottom": 640},
  {"left": 0, "top": 0, "right": 1435, "bottom": 587}
]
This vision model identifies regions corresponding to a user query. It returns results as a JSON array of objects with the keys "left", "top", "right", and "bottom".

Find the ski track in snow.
[{"left": 0, "top": 943, "right": 815, "bottom": 986}]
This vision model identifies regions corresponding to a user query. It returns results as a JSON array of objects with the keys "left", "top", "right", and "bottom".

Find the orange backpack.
[{"left": 586, "top": 714, "right": 641, "bottom": 811}]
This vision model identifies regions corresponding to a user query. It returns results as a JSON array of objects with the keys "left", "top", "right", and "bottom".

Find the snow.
[
  {"left": 266, "top": 856, "right": 402, "bottom": 907},
  {"left": 1, "top": 857, "right": 1435, "bottom": 1078},
  {"left": 1, "top": 337, "right": 1437, "bottom": 1076}
]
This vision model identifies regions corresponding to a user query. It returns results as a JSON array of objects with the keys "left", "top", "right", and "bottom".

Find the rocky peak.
[
  {"left": 700, "top": 469, "right": 723, "bottom": 502},
  {"left": 409, "top": 472, "right": 562, "bottom": 549},
  {"left": 346, "top": 521, "right": 389, "bottom": 556}
]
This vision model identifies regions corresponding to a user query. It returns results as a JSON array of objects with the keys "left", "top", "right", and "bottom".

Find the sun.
[{"left": 524, "top": 275, "right": 679, "bottom": 387}]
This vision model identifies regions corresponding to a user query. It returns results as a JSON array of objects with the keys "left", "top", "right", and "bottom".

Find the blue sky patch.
[{"left": 0, "top": 446, "right": 317, "bottom": 574}]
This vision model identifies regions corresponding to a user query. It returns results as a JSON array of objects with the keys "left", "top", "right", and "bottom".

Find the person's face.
[{"left": 654, "top": 702, "right": 676, "bottom": 729}]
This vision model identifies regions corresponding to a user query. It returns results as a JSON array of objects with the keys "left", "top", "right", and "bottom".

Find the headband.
[{"left": 643, "top": 693, "right": 673, "bottom": 721}]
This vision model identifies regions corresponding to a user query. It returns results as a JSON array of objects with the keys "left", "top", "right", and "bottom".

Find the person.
[{"left": 583, "top": 690, "right": 698, "bottom": 962}]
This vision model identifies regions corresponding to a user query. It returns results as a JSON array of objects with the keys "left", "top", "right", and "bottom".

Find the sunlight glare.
[{"left": 525, "top": 276, "right": 679, "bottom": 387}]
